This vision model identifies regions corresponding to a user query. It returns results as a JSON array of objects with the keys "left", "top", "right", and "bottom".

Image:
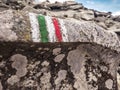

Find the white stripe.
[
  {"left": 45, "top": 16, "right": 56, "bottom": 42},
  {"left": 58, "top": 19, "right": 69, "bottom": 42},
  {"left": 29, "top": 13, "right": 40, "bottom": 42}
]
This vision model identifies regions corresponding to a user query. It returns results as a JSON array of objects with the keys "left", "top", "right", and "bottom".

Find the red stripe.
[{"left": 52, "top": 18, "right": 62, "bottom": 42}]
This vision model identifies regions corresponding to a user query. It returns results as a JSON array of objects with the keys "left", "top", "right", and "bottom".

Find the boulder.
[
  {"left": 68, "top": 4, "right": 83, "bottom": 10},
  {"left": 0, "top": 1, "right": 120, "bottom": 90},
  {"left": 80, "top": 10, "right": 95, "bottom": 20}
]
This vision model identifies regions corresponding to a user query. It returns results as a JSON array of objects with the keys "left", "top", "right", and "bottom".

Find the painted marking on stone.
[
  {"left": 58, "top": 19, "right": 69, "bottom": 42},
  {"left": 52, "top": 18, "right": 63, "bottom": 42},
  {"left": 45, "top": 16, "right": 56, "bottom": 42},
  {"left": 38, "top": 15, "right": 49, "bottom": 42},
  {"left": 29, "top": 13, "right": 41, "bottom": 42}
]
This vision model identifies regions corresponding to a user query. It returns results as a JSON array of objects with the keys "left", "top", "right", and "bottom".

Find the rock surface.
[
  {"left": 0, "top": 0, "right": 120, "bottom": 30},
  {"left": 0, "top": 42, "right": 120, "bottom": 90},
  {"left": 0, "top": 0, "right": 120, "bottom": 90}
]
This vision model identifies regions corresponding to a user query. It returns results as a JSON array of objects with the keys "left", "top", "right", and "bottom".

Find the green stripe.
[{"left": 38, "top": 15, "right": 48, "bottom": 42}]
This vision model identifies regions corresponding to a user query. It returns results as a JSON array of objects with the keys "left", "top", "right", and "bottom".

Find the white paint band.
[
  {"left": 45, "top": 16, "right": 56, "bottom": 42},
  {"left": 29, "top": 13, "right": 41, "bottom": 42},
  {"left": 58, "top": 19, "right": 69, "bottom": 42}
]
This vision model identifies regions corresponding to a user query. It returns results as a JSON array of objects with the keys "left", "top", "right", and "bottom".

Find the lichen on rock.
[
  {"left": 10, "top": 54, "right": 28, "bottom": 77},
  {"left": 7, "top": 75, "right": 20, "bottom": 85},
  {"left": 54, "top": 54, "right": 65, "bottom": 63},
  {"left": 55, "top": 70, "right": 67, "bottom": 89},
  {"left": 105, "top": 79, "right": 113, "bottom": 89},
  {"left": 53, "top": 48, "right": 61, "bottom": 55}
]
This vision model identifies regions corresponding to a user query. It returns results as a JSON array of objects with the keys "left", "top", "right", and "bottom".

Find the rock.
[
  {"left": 0, "top": 10, "right": 120, "bottom": 52},
  {"left": 63, "top": 1, "right": 78, "bottom": 6},
  {"left": 105, "top": 19, "right": 115, "bottom": 28},
  {"left": 33, "top": 2, "right": 50, "bottom": 10},
  {"left": 98, "top": 22, "right": 108, "bottom": 29},
  {"left": 48, "top": 2, "right": 63, "bottom": 11},
  {"left": 0, "top": 1, "right": 120, "bottom": 90},
  {"left": 80, "top": 10, "right": 95, "bottom": 20},
  {"left": 68, "top": 4, "right": 83, "bottom": 10},
  {"left": 94, "top": 11, "right": 111, "bottom": 17},
  {"left": 0, "top": 3, "right": 9, "bottom": 11},
  {"left": 0, "top": 42, "right": 119, "bottom": 90},
  {"left": 95, "top": 16, "right": 107, "bottom": 22},
  {"left": 108, "top": 22, "right": 120, "bottom": 30},
  {"left": 113, "top": 15, "right": 120, "bottom": 22}
]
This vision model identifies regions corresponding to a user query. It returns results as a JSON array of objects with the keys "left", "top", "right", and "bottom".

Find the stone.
[
  {"left": 113, "top": 15, "right": 120, "bottom": 22},
  {"left": 63, "top": 1, "right": 78, "bottom": 6},
  {"left": 80, "top": 10, "right": 95, "bottom": 20},
  {"left": 68, "top": 4, "right": 83, "bottom": 10},
  {"left": 98, "top": 22, "right": 107, "bottom": 29},
  {"left": 95, "top": 16, "right": 107, "bottom": 22}
]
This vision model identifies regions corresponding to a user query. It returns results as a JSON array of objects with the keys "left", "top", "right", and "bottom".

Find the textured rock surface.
[
  {"left": 0, "top": 10, "right": 120, "bottom": 52},
  {"left": 0, "top": 0, "right": 120, "bottom": 30},
  {"left": 0, "top": 1, "right": 120, "bottom": 90},
  {"left": 0, "top": 42, "right": 119, "bottom": 90}
]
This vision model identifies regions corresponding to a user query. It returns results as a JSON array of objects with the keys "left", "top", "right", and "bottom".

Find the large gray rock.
[
  {"left": 0, "top": 10, "right": 120, "bottom": 51},
  {"left": 0, "top": 10, "right": 120, "bottom": 90}
]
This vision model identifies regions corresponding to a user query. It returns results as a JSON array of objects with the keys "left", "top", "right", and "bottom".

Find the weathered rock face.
[
  {"left": 0, "top": 10, "right": 120, "bottom": 51},
  {"left": 0, "top": 1, "right": 120, "bottom": 90},
  {"left": 0, "top": 42, "right": 119, "bottom": 90},
  {"left": 0, "top": 0, "right": 120, "bottom": 31}
]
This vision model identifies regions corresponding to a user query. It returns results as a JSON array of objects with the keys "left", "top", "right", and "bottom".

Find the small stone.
[
  {"left": 7, "top": 75, "right": 20, "bottom": 85},
  {"left": 53, "top": 48, "right": 61, "bottom": 55},
  {"left": 105, "top": 79, "right": 113, "bottom": 89},
  {"left": 54, "top": 54, "right": 65, "bottom": 62}
]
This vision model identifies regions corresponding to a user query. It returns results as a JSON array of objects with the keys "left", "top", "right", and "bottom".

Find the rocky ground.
[
  {"left": 0, "top": 0, "right": 120, "bottom": 90},
  {"left": 0, "top": 0, "right": 120, "bottom": 31}
]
